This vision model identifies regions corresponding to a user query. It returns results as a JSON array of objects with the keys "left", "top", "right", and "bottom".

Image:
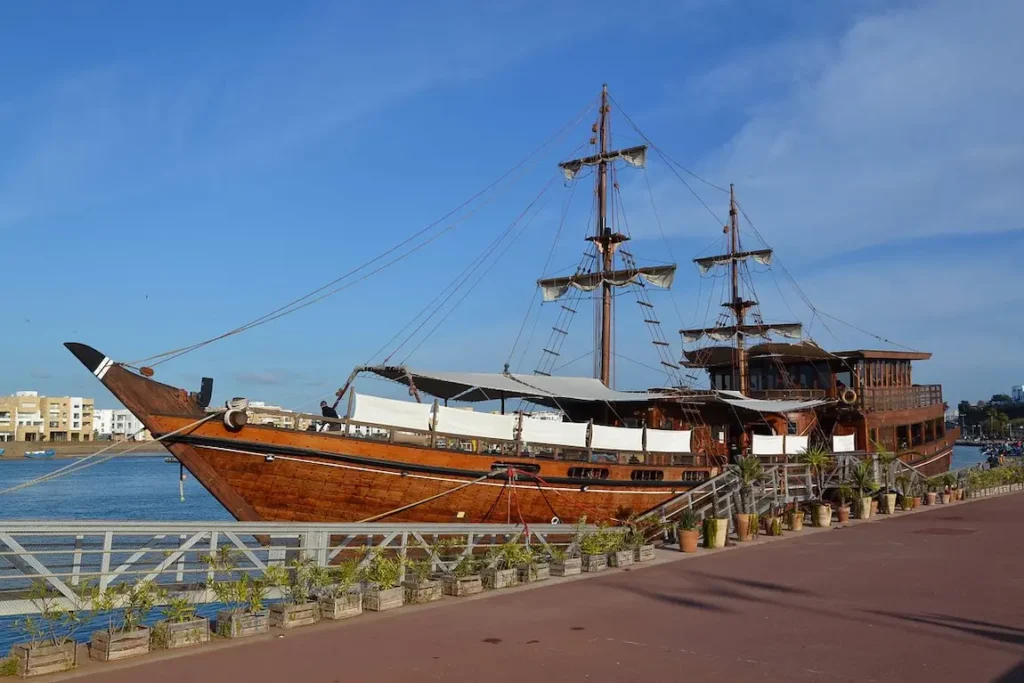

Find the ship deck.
[{"left": 61, "top": 491, "right": 1024, "bottom": 683}]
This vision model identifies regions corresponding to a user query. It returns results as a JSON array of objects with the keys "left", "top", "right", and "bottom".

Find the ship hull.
[{"left": 65, "top": 343, "right": 706, "bottom": 524}]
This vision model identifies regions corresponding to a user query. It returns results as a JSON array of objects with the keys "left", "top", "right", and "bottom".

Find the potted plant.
[
  {"left": 850, "top": 461, "right": 877, "bottom": 520},
  {"left": 896, "top": 474, "right": 915, "bottom": 511},
  {"left": 835, "top": 484, "right": 854, "bottom": 524},
  {"left": 316, "top": 559, "right": 363, "bottom": 619},
  {"left": 268, "top": 560, "right": 321, "bottom": 629},
  {"left": 577, "top": 525, "right": 610, "bottom": 572},
  {"left": 624, "top": 518, "right": 658, "bottom": 562},
  {"left": 703, "top": 516, "right": 728, "bottom": 549},
  {"left": 91, "top": 580, "right": 159, "bottom": 661},
  {"left": 763, "top": 506, "right": 784, "bottom": 536},
  {"left": 214, "top": 573, "right": 271, "bottom": 638},
  {"left": 940, "top": 472, "right": 956, "bottom": 504},
  {"left": 801, "top": 446, "right": 833, "bottom": 527},
  {"left": 924, "top": 478, "right": 939, "bottom": 505},
  {"left": 361, "top": 549, "right": 405, "bottom": 611},
  {"left": 786, "top": 506, "right": 804, "bottom": 532},
  {"left": 430, "top": 537, "right": 484, "bottom": 596},
  {"left": 606, "top": 528, "right": 634, "bottom": 568},
  {"left": 731, "top": 455, "right": 764, "bottom": 542},
  {"left": 10, "top": 580, "right": 87, "bottom": 676},
  {"left": 876, "top": 448, "right": 899, "bottom": 513},
  {"left": 517, "top": 547, "right": 551, "bottom": 583},
  {"left": 677, "top": 509, "right": 701, "bottom": 553},
  {"left": 151, "top": 591, "right": 210, "bottom": 650},
  {"left": 547, "top": 545, "right": 582, "bottom": 576},
  {"left": 403, "top": 558, "right": 443, "bottom": 604}
]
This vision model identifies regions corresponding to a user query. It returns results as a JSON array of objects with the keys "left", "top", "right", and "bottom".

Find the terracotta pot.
[
  {"left": 734, "top": 513, "right": 753, "bottom": 542},
  {"left": 870, "top": 500, "right": 879, "bottom": 515},
  {"left": 857, "top": 497, "right": 872, "bottom": 520},
  {"left": 881, "top": 493, "right": 897, "bottom": 514},
  {"left": 925, "top": 492, "right": 937, "bottom": 506},
  {"left": 679, "top": 529, "right": 699, "bottom": 553},
  {"left": 787, "top": 511, "right": 803, "bottom": 532},
  {"left": 913, "top": 496, "right": 922, "bottom": 507},
  {"left": 837, "top": 505, "right": 851, "bottom": 523}
]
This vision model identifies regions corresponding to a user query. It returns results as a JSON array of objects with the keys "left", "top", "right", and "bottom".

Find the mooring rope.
[
  {"left": 355, "top": 469, "right": 506, "bottom": 523},
  {"left": 0, "top": 412, "right": 223, "bottom": 496}
]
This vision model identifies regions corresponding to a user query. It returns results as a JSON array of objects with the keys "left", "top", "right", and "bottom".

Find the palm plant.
[
  {"left": 850, "top": 461, "right": 877, "bottom": 500},
  {"left": 800, "top": 445, "right": 833, "bottom": 503},
  {"left": 875, "top": 446, "right": 898, "bottom": 493},
  {"left": 836, "top": 483, "right": 855, "bottom": 509},
  {"left": 730, "top": 455, "right": 765, "bottom": 513}
]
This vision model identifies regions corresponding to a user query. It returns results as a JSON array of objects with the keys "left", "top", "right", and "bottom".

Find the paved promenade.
[{"left": 68, "top": 493, "right": 1024, "bottom": 682}]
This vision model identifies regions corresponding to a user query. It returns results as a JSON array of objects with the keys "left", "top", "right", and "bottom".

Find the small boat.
[
  {"left": 0, "top": 448, "right": 5, "bottom": 457},
  {"left": 164, "top": 456, "right": 178, "bottom": 463},
  {"left": 25, "top": 449, "right": 56, "bottom": 459}
]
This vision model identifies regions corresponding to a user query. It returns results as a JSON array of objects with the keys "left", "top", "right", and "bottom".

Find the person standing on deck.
[{"left": 320, "top": 397, "right": 343, "bottom": 432}]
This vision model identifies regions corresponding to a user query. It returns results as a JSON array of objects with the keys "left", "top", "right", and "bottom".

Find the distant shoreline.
[{"left": 0, "top": 441, "right": 168, "bottom": 460}]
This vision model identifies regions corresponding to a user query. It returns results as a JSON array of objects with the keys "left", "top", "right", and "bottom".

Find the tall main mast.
[
  {"left": 596, "top": 85, "right": 613, "bottom": 386},
  {"left": 728, "top": 184, "right": 748, "bottom": 394}
]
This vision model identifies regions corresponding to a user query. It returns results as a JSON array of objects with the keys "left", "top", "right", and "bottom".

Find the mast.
[
  {"left": 679, "top": 186, "right": 802, "bottom": 393},
  {"left": 728, "top": 184, "right": 748, "bottom": 394},
  {"left": 597, "top": 84, "right": 612, "bottom": 387}
]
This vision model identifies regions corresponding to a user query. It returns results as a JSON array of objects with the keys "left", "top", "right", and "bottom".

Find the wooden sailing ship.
[{"left": 66, "top": 86, "right": 955, "bottom": 525}]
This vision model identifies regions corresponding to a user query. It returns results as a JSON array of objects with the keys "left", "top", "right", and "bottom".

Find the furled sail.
[
  {"left": 680, "top": 322, "right": 802, "bottom": 344},
  {"left": 558, "top": 145, "right": 648, "bottom": 180},
  {"left": 538, "top": 265, "right": 675, "bottom": 302},
  {"left": 693, "top": 248, "right": 773, "bottom": 274}
]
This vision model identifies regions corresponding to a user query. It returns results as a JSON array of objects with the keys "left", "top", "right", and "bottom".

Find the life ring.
[
  {"left": 550, "top": 516, "right": 561, "bottom": 525},
  {"left": 840, "top": 388, "right": 858, "bottom": 405}
]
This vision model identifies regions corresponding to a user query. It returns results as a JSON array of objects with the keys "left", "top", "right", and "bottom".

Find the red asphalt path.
[{"left": 63, "top": 493, "right": 1024, "bottom": 683}]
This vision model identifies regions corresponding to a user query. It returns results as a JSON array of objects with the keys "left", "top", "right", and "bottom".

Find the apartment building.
[
  {"left": 247, "top": 402, "right": 312, "bottom": 431},
  {"left": 0, "top": 391, "right": 94, "bottom": 442},
  {"left": 93, "top": 409, "right": 152, "bottom": 441}
]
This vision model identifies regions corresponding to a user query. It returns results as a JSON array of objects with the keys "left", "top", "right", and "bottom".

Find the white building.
[
  {"left": 93, "top": 409, "right": 151, "bottom": 441},
  {"left": 1013, "top": 385, "right": 1024, "bottom": 403}
]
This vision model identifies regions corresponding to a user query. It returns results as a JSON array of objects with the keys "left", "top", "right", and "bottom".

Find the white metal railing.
[{"left": 0, "top": 521, "right": 584, "bottom": 616}]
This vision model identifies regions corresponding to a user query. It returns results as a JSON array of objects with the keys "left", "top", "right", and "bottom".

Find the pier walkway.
[{"left": 63, "top": 493, "right": 1024, "bottom": 682}]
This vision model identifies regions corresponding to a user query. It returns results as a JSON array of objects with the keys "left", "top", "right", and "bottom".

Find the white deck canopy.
[
  {"left": 715, "top": 391, "right": 831, "bottom": 413},
  {"left": 361, "top": 365, "right": 676, "bottom": 403}
]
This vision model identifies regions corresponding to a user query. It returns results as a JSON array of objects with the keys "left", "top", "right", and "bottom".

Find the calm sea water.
[{"left": 0, "top": 445, "right": 988, "bottom": 650}]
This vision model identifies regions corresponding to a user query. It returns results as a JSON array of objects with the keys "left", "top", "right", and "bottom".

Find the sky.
[{"left": 0, "top": 0, "right": 1020, "bottom": 411}]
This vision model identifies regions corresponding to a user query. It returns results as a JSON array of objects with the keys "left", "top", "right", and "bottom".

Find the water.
[
  {"left": 951, "top": 445, "right": 985, "bottom": 470},
  {"left": 0, "top": 455, "right": 231, "bottom": 521}
]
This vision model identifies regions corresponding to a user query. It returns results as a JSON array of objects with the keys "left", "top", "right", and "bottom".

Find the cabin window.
[
  {"left": 568, "top": 467, "right": 609, "bottom": 479},
  {"left": 630, "top": 469, "right": 665, "bottom": 481},
  {"left": 787, "top": 420, "right": 798, "bottom": 435},
  {"left": 681, "top": 470, "right": 704, "bottom": 482},
  {"left": 869, "top": 428, "right": 877, "bottom": 447}
]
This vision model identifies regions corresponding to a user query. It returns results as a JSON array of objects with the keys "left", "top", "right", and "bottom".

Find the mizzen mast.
[{"left": 680, "top": 185, "right": 801, "bottom": 395}]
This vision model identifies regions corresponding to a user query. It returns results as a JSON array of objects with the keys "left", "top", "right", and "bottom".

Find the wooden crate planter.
[
  {"left": 90, "top": 627, "right": 150, "bottom": 662},
  {"left": 216, "top": 610, "right": 270, "bottom": 639},
  {"left": 363, "top": 586, "right": 404, "bottom": 612},
  {"left": 633, "top": 544, "right": 656, "bottom": 562},
  {"left": 319, "top": 592, "right": 363, "bottom": 620},
  {"left": 10, "top": 641, "right": 77, "bottom": 677},
  {"left": 518, "top": 564, "right": 550, "bottom": 583},
  {"left": 441, "top": 575, "right": 483, "bottom": 597},
  {"left": 403, "top": 579, "right": 442, "bottom": 604},
  {"left": 270, "top": 602, "right": 320, "bottom": 629},
  {"left": 151, "top": 617, "right": 210, "bottom": 650},
  {"left": 608, "top": 550, "right": 634, "bottom": 568},
  {"left": 482, "top": 568, "right": 518, "bottom": 589},
  {"left": 551, "top": 558, "right": 582, "bottom": 576},
  {"left": 581, "top": 554, "right": 607, "bottom": 572}
]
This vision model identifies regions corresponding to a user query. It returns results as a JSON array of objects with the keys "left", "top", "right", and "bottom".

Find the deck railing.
[
  {"left": 0, "top": 521, "right": 581, "bottom": 616},
  {"left": 860, "top": 385, "right": 943, "bottom": 412}
]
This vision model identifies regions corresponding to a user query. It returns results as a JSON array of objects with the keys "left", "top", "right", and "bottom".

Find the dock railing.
[{"left": 0, "top": 521, "right": 583, "bottom": 616}]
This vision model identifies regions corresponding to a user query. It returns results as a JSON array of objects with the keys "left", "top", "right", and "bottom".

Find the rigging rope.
[
  {"left": 0, "top": 411, "right": 223, "bottom": 496},
  {"left": 127, "top": 98, "right": 598, "bottom": 369}
]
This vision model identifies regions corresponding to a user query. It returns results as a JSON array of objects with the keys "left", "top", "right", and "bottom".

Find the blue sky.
[{"left": 1, "top": 0, "right": 1021, "bottom": 411}]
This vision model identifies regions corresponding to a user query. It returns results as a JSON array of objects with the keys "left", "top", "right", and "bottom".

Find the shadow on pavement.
[{"left": 865, "top": 610, "right": 1024, "bottom": 648}]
